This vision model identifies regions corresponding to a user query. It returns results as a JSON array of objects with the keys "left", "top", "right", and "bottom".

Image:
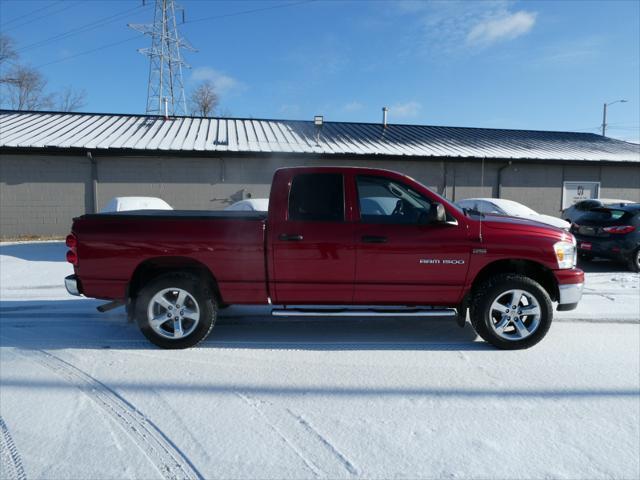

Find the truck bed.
[{"left": 72, "top": 210, "right": 268, "bottom": 303}]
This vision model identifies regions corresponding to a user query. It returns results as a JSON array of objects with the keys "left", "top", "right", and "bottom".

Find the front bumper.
[
  {"left": 65, "top": 274, "right": 81, "bottom": 296},
  {"left": 557, "top": 282, "right": 583, "bottom": 311},
  {"left": 554, "top": 268, "right": 584, "bottom": 311}
]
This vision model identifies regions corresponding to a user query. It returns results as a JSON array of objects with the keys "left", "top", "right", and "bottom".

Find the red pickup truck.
[{"left": 65, "top": 166, "right": 584, "bottom": 350}]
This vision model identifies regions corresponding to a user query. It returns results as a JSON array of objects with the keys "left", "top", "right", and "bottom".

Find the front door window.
[{"left": 357, "top": 175, "right": 431, "bottom": 224}]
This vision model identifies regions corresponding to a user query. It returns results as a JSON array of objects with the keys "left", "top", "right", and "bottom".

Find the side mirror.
[{"left": 428, "top": 202, "right": 447, "bottom": 223}]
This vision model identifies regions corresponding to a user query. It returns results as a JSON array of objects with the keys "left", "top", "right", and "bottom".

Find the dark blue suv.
[{"left": 571, "top": 203, "right": 640, "bottom": 272}]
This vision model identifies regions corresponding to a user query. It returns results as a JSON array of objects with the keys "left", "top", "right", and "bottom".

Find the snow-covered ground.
[{"left": 1, "top": 241, "right": 638, "bottom": 479}]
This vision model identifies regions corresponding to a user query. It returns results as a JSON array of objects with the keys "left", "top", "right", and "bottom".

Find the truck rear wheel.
[
  {"left": 135, "top": 273, "right": 217, "bottom": 349},
  {"left": 470, "top": 274, "right": 552, "bottom": 350}
]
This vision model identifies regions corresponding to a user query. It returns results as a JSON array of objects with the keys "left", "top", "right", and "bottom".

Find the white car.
[
  {"left": 456, "top": 198, "right": 570, "bottom": 230},
  {"left": 224, "top": 198, "right": 269, "bottom": 212},
  {"left": 561, "top": 198, "right": 634, "bottom": 223},
  {"left": 101, "top": 197, "right": 173, "bottom": 213}
]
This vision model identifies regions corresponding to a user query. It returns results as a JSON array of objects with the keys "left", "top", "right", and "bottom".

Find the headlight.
[{"left": 554, "top": 240, "right": 576, "bottom": 269}]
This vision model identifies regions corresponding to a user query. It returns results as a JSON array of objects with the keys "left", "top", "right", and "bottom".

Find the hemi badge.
[{"left": 473, "top": 248, "right": 487, "bottom": 254}]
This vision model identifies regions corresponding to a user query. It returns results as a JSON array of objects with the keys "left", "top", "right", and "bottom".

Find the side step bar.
[
  {"left": 272, "top": 308, "right": 457, "bottom": 318},
  {"left": 96, "top": 300, "right": 125, "bottom": 313}
]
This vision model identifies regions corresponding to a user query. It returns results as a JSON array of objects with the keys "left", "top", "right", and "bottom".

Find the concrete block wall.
[
  {"left": 97, "top": 157, "right": 224, "bottom": 211},
  {"left": 599, "top": 165, "right": 640, "bottom": 202},
  {"left": 500, "top": 163, "right": 640, "bottom": 215},
  {"left": 1, "top": 152, "right": 638, "bottom": 237},
  {"left": 446, "top": 160, "right": 499, "bottom": 201},
  {"left": 0, "top": 154, "right": 92, "bottom": 237},
  {"left": 499, "top": 164, "right": 565, "bottom": 215}
]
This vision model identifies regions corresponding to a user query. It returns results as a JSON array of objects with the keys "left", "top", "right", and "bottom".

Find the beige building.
[{"left": 1, "top": 110, "right": 639, "bottom": 238}]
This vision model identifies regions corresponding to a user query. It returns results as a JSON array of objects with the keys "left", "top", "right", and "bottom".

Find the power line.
[
  {"left": 1, "top": 1, "right": 81, "bottom": 33},
  {"left": 31, "top": 0, "right": 316, "bottom": 70},
  {"left": 16, "top": 4, "right": 150, "bottom": 54},
  {"left": 0, "top": 0, "right": 64, "bottom": 27},
  {"left": 34, "top": 34, "right": 143, "bottom": 69},
  {"left": 184, "top": 0, "right": 317, "bottom": 25}
]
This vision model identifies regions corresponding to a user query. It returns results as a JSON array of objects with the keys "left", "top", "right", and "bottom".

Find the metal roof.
[{"left": 1, "top": 110, "right": 638, "bottom": 162}]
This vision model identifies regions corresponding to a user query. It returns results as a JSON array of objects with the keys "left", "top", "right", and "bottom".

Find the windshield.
[
  {"left": 582, "top": 209, "right": 629, "bottom": 222},
  {"left": 495, "top": 200, "right": 537, "bottom": 216}
]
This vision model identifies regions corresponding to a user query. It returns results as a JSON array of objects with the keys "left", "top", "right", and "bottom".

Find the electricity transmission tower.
[{"left": 129, "top": 0, "right": 195, "bottom": 116}]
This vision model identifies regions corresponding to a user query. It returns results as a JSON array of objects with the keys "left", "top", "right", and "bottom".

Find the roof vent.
[
  {"left": 382, "top": 107, "right": 388, "bottom": 128},
  {"left": 314, "top": 115, "right": 323, "bottom": 146}
]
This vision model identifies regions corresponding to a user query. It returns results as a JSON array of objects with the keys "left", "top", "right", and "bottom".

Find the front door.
[
  {"left": 354, "top": 174, "right": 470, "bottom": 305},
  {"left": 270, "top": 171, "right": 355, "bottom": 304}
]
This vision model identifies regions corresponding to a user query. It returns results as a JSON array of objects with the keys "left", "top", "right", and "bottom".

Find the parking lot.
[{"left": 1, "top": 241, "right": 639, "bottom": 479}]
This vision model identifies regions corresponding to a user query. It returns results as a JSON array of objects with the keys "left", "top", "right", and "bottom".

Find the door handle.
[
  {"left": 361, "top": 235, "right": 387, "bottom": 243},
  {"left": 279, "top": 233, "right": 304, "bottom": 241}
]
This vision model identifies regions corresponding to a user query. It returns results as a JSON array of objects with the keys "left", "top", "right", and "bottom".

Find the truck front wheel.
[
  {"left": 135, "top": 273, "right": 217, "bottom": 349},
  {"left": 470, "top": 274, "right": 553, "bottom": 350}
]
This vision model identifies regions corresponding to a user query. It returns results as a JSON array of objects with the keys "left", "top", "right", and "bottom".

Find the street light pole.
[{"left": 601, "top": 99, "right": 628, "bottom": 137}]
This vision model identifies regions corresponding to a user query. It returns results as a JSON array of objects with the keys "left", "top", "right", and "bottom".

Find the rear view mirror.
[{"left": 428, "top": 202, "right": 447, "bottom": 223}]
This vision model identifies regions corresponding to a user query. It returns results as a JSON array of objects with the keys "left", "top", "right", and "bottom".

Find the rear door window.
[{"left": 288, "top": 173, "right": 344, "bottom": 222}]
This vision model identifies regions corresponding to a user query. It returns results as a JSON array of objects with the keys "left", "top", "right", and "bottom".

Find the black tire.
[
  {"left": 470, "top": 274, "right": 553, "bottom": 350},
  {"left": 135, "top": 273, "right": 217, "bottom": 349},
  {"left": 125, "top": 297, "right": 135, "bottom": 323},
  {"left": 629, "top": 248, "right": 640, "bottom": 273}
]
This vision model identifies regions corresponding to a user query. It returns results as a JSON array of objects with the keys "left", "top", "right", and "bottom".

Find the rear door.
[
  {"left": 270, "top": 171, "right": 356, "bottom": 304},
  {"left": 354, "top": 174, "right": 470, "bottom": 305}
]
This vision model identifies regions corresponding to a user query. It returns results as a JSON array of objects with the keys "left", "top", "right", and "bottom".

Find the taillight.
[
  {"left": 66, "top": 233, "right": 78, "bottom": 265},
  {"left": 65, "top": 234, "right": 77, "bottom": 249},
  {"left": 603, "top": 225, "right": 635, "bottom": 234},
  {"left": 66, "top": 250, "right": 78, "bottom": 265}
]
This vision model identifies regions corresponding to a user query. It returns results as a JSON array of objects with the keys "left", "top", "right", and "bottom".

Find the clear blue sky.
[{"left": 1, "top": 0, "right": 639, "bottom": 141}]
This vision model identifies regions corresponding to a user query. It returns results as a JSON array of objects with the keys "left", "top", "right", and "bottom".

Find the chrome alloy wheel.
[
  {"left": 489, "top": 289, "right": 541, "bottom": 341},
  {"left": 147, "top": 288, "right": 200, "bottom": 340}
]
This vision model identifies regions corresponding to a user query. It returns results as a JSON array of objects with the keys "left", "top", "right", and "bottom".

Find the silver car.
[{"left": 456, "top": 198, "right": 570, "bottom": 230}]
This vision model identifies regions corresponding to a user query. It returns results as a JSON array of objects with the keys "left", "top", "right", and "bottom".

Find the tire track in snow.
[
  {"left": 18, "top": 349, "right": 202, "bottom": 480},
  {"left": 0, "top": 416, "right": 27, "bottom": 480},
  {"left": 235, "top": 392, "right": 359, "bottom": 477},
  {"left": 235, "top": 392, "right": 323, "bottom": 478},
  {"left": 285, "top": 410, "right": 359, "bottom": 476}
]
